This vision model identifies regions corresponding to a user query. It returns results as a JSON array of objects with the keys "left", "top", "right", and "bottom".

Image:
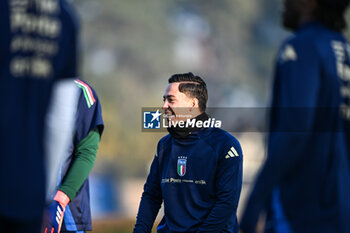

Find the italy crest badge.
[{"left": 177, "top": 157, "right": 187, "bottom": 177}]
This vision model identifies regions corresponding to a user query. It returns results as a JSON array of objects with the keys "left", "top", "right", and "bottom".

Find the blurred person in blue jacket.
[
  {"left": 41, "top": 79, "right": 104, "bottom": 233},
  {"left": 241, "top": 0, "right": 350, "bottom": 233},
  {"left": 0, "top": 0, "right": 79, "bottom": 232},
  {"left": 133, "top": 72, "right": 243, "bottom": 233}
]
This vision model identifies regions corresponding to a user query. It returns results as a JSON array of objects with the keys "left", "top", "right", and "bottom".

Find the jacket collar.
[{"left": 167, "top": 112, "right": 209, "bottom": 139}]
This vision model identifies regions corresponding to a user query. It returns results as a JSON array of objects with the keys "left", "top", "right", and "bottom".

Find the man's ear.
[
  {"left": 192, "top": 98, "right": 199, "bottom": 109},
  {"left": 188, "top": 97, "right": 199, "bottom": 113}
]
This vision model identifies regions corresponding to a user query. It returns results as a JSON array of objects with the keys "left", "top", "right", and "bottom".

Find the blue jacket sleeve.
[
  {"left": 240, "top": 40, "right": 320, "bottom": 233},
  {"left": 133, "top": 154, "right": 163, "bottom": 233},
  {"left": 197, "top": 140, "right": 243, "bottom": 233}
]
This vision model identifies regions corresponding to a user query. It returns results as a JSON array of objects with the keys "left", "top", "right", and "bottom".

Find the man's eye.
[{"left": 168, "top": 99, "right": 174, "bottom": 103}]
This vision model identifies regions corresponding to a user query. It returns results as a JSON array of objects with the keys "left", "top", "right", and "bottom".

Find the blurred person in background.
[
  {"left": 133, "top": 72, "right": 243, "bottom": 233},
  {"left": 0, "top": 0, "right": 79, "bottom": 232},
  {"left": 41, "top": 79, "right": 104, "bottom": 233},
  {"left": 241, "top": 0, "right": 350, "bottom": 233}
]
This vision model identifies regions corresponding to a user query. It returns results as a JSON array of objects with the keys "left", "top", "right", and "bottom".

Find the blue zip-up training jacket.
[
  {"left": 241, "top": 22, "right": 350, "bottom": 233},
  {"left": 134, "top": 127, "right": 243, "bottom": 233}
]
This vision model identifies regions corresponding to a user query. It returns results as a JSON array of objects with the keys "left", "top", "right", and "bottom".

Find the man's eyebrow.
[{"left": 163, "top": 95, "right": 175, "bottom": 99}]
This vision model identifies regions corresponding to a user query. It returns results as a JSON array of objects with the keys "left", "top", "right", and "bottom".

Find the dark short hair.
[
  {"left": 314, "top": 0, "right": 350, "bottom": 31},
  {"left": 168, "top": 72, "right": 208, "bottom": 112}
]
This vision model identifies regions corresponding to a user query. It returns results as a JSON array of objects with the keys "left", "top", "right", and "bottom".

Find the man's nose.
[{"left": 162, "top": 100, "right": 169, "bottom": 110}]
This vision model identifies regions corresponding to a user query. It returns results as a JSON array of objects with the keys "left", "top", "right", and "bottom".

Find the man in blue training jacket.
[
  {"left": 133, "top": 72, "right": 243, "bottom": 233},
  {"left": 241, "top": 0, "right": 350, "bottom": 233}
]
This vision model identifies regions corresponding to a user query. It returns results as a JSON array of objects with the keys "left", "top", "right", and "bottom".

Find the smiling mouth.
[{"left": 164, "top": 108, "right": 175, "bottom": 118}]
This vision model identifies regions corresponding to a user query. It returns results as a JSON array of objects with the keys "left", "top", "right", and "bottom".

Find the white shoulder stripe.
[
  {"left": 230, "top": 146, "right": 239, "bottom": 156},
  {"left": 228, "top": 150, "right": 234, "bottom": 157},
  {"left": 225, "top": 146, "right": 239, "bottom": 159}
]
